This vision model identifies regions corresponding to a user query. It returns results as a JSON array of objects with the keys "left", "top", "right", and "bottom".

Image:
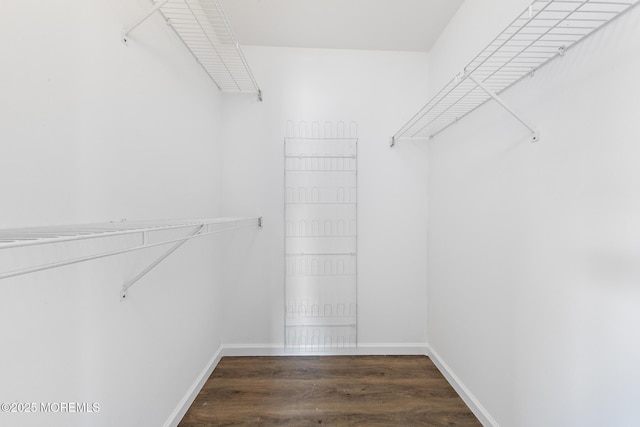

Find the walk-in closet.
[{"left": 2, "top": 0, "right": 639, "bottom": 426}]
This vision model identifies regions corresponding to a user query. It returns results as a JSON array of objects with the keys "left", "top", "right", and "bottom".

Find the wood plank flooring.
[{"left": 179, "top": 355, "right": 481, "bottom": 426}]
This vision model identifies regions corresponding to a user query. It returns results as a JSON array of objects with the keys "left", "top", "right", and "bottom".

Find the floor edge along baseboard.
[
  {"left": 164, "top": 346, "right": 224, "bottom": 427},
  {"left": 427, "top": 344, "right": 499, "bottom": 427},
  {"left": 222, "top": 343, "right": 430, "bottom": 357}
]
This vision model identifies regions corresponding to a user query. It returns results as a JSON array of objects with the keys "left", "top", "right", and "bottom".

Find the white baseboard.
[
  {"left": 163, "top": 346, "right": 224, "bottom": 427},
  {"left": 356, "top": 343, "right": 429, "bottom": 355},
  {"left": 222, "top": 344, "right": 289, "bottom": 356},
  {"left": 427, "top": 345, "right": 499, "bottom": 427},
  {"left": 222, "top": 343, "right": 429, "bottom": 357}
]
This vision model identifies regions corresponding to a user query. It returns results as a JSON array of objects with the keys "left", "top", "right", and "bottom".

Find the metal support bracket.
[
  {"left": 120, "top": 224, "right": 204, "bottom": 301},
  {"left": 466, "top": 73, "right": 539, "bottom": 143},
  {"left": 258, "top": 217, "right": 263, "bottom": 228},
  {"left": 122, "top": 0, "right": 171, "bottom": 44}
]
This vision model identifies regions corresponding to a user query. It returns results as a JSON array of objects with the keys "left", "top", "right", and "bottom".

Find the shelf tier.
[
  {"left": 286, "top": 318, "right": 357, "bottom": 327},
  {"left": 286, "top": 169, "right": 356, "bottom": 173},
  {"left": 285, "top": 203, "right": 357, "bottom": 206},
  {"left": 286, "top": 236, "right": 356, "bottom": 253},
  {"left": 285, "top": 155, "right": 357, "bottom": 159},
  {"left": 284, "top": 137, "right": 358, "bottom": 159},
  {"left": 392, "top": 0, "right": 639, "bottom": 143},
  {"left": 285, "top": 324, "right": 357, "bottom": 352}
]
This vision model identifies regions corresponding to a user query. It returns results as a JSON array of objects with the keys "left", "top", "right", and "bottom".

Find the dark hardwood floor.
[{"left": 179, "top": 355, "right": 481, "bottom": 426}]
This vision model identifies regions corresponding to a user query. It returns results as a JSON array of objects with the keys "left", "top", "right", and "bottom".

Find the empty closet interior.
[{"left": 2, "top": 0, "right": 640, "bottom": 426}]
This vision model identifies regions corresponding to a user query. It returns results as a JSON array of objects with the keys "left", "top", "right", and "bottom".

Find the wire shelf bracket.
[
  {"left": 0, "top": 217, "right": 262, "bottom": 301},
  {"left": 120, "top": 224, "right": 204, "bottom": 301},
  {"left": 122, "top": 0, "right": 262, "bottom": 101},
  {"left": 391, "top": 0, "right": 639, "bottom": 147},
  {"left": 466, "top": 72, "right": 540, "bottom": 144}
]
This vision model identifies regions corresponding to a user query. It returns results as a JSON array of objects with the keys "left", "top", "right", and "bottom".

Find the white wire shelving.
[
  {"left": 123, "top": 0, "right": 262, "bottom": 99},
  {"left": 391, "top": 0, "right": 639, "bottom": 146},
  {"left": 0, "top": 217, "right": 262, "bottom": 300},
  {"left": 284, "top": 121, "right": 358, "bottom": 353}
]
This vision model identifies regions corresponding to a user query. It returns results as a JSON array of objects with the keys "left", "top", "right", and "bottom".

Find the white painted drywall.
[
  {"left": 219, "top": 46, "right": 430, "bottom": 350},
  {"left": 0, "top": 1, "right": 253, "bottom": 426},
  {"left": 220, "top": 0, "right": 464, "bottom": 52},
  {"left": 427, "top": 1, "right": 640, "bottom": 426}
]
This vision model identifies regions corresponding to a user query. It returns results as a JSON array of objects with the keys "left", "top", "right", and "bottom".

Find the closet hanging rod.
[{"left": 391, "top": 0, "right": 639, "bottom": 146}]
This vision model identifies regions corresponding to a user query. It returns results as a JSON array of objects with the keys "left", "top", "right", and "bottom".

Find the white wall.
[
  {"left": 427, "top": 1, "right": 640, "bottom": 426},
  {"left": 219, "top": 46, "right": 430, "bottom": 351},
  {"left": 0, "top": 1, "right": 250, "bottom": 426}
]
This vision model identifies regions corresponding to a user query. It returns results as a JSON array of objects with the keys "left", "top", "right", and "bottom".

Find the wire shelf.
[
  {"left": 286, "top": 253, "right": 357, "bottom": 277},
  {"left": 0, "top": 218, "right": 258, "bottom": 250},
  {"left": 0, "top": 217, "right": 261, "bottom": 285},
  {"left": 287, "top": 303, "right": 357, "bottom": 320},
  {"left": 392, "top": 0, "right": 639, "bottom": 143},
  {"left": 285, "top": 325, "right": 357, "bottom": 352},
  {"left": 124, "top": 0, "right": 261, "bottom": 97}
]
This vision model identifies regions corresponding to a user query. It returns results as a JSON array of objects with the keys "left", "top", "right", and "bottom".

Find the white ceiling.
[{"left": 219, "top": 0, "right": 465, "bottom": 52}]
